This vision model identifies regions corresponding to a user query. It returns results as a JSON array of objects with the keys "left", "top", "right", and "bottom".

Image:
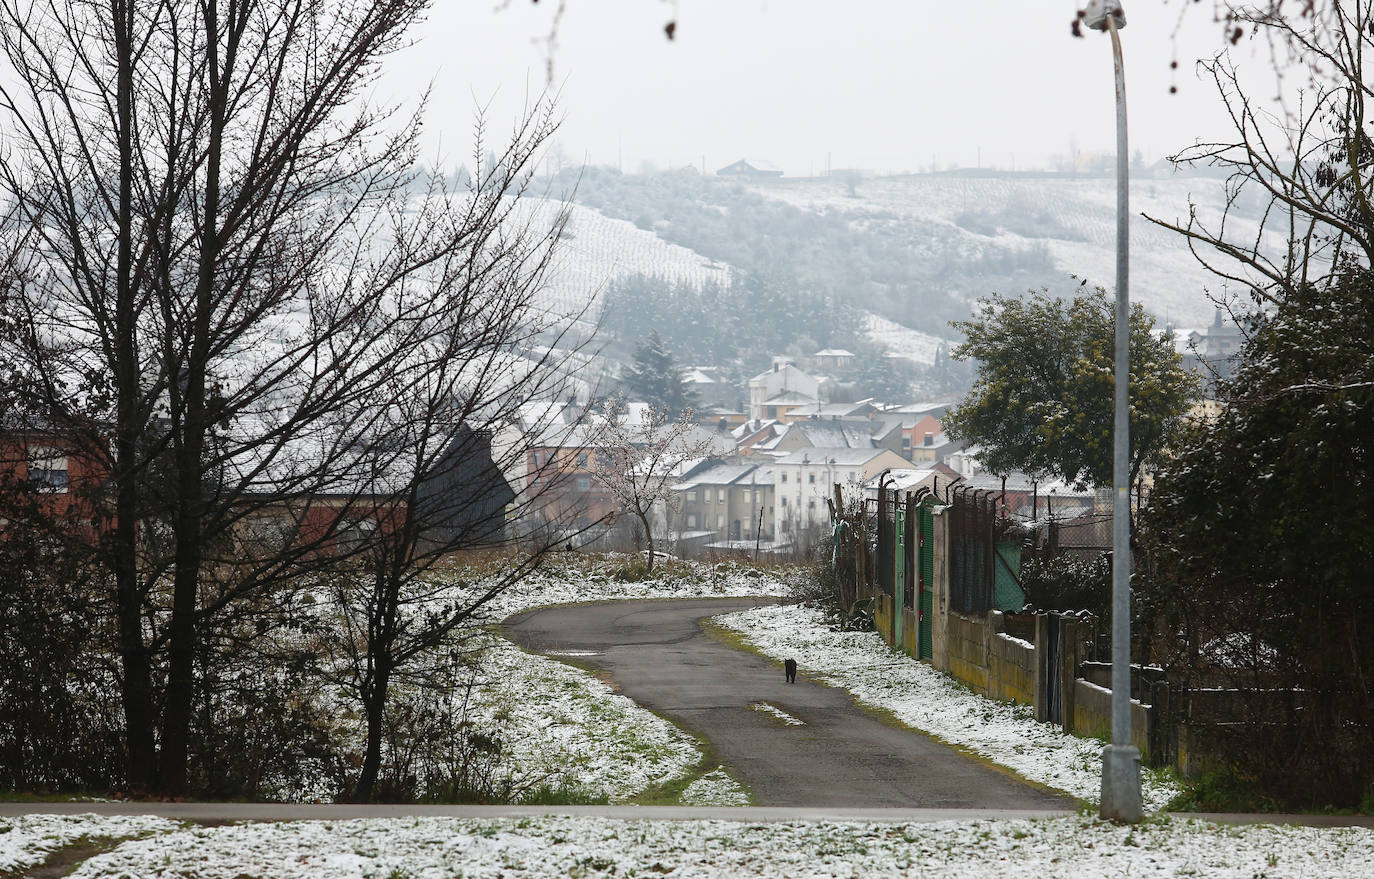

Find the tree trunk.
[
  {"left": 159, "top": 0, "right": 229, "bottom": 795},
  {"left": 111, "top": 0, "right": 158, "bottom": 794},
  {"left": 639, "top": 506, "right": 655, "bottom": 572},
  {"left": 354, "top": 657, "right": 392, "bottom": 802}
]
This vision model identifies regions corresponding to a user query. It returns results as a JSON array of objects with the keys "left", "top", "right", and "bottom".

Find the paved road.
[{"left": 503, "top": 598, "right": 1071, "bottom": 809}]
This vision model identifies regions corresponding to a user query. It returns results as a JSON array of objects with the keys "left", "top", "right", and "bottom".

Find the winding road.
[{"left": 503, "top": 597, "right": 1071, "bottom": 809}]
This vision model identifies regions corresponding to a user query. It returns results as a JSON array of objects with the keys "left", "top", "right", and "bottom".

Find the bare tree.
[
  {"left": 0, "top": 0, "right": 575, "bottom": 796},
  {"left": 1145, "top": 2, "right": 1374, "bottom": 305},
  {"left": 588, "top": 400, "right": 718, "bottom": 572}
]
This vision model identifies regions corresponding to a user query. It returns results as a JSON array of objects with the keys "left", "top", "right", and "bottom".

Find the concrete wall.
[
  {"left": 1070, "top": 680, "right": 1153, "bottom": 762},
  {"left": 940, "top": 610, "right": 1035, "bottom": 707},
  {"left": 987, "top": 632, "right": 1035, "bottom": 705}
]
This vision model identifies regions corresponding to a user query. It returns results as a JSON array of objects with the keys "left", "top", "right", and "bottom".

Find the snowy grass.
[
  {"left": 481, "top": 555, "right": 795, "bottom": 621},
  {"left": 0, "top": 814, "right": 181, "bottom": 874},
  {"left": 679, "top": 767, "right": 751, "bottom": 807},
  {"left": 62, "top": 813, "right": 1374, "bottom": 878},
  {"left": 466, "top": 634, "right": 702, "bottom": 802},
  {"left": 712, "top": 603, "right": 1183, "bottom": 811}
]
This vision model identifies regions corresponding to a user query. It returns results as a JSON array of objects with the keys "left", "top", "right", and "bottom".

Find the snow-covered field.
[
  {"left": 527, "top": 201, "right": 729, "bottom": 317},
  {"left": 0, "top": 814, "right": 181, "bottom": 874},
  {"left": 51, "top": 813, "right": 1374, "bottom": 878},
  {"left": 713, "top": 604, "right": 1182, "bottom": 811},
  {"left": 752, "top": 174, "right": 1274, "bottom": 326},
  {"left": 863, "top": 312, "right": 946, "bottom": 365}
]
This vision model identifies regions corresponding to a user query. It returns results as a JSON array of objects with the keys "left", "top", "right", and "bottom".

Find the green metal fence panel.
[
  {"left": 917, "top": 499, "right": 938, "bottom": 660},
  {"left": 993, "top": 538, "right": 1026, "bottom": 611},
  {"left": 893, "top": 506, "right": 906, "bottom": 651}
]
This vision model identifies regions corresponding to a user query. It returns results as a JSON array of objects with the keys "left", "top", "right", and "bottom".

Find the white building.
[{"left": 771, "top": 447, "right": 912, "bottom": 538}]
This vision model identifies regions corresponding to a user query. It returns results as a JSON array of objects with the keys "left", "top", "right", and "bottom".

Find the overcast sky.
[{"left": 379, "top": 1, "right": 1284, "bottom": 177}]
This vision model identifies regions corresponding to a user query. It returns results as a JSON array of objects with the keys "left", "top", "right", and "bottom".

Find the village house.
[
  {"left": 0, "top": 418, "right": 107, "bottom": 540},
  {"left": 772, "top": 446, "right": 912, "bottom": 539},
  {"left": 811, "top": 348, "right": 855, "bottom": 371},
  {"left": 747, "top": 361, "right": 824, "bottom": 422},
  {"left": 671, "top": 460, "right": 776, "bottom": 545}
]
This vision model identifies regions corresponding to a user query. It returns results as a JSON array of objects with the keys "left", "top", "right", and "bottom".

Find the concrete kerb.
[
  {"left": 4, "top": 803, "right": 1373, "bottom": 828},
  {"left": 0, "top": 803, "right": 1073, "bottom": 823}
]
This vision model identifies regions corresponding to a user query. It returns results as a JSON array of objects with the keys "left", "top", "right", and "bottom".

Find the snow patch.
[{"left": 679, "top": 766, "right": 751, "bottom": 806}]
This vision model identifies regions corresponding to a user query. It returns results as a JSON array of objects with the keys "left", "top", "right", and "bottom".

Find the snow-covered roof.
[
  {"left": 672, "top": 462, "right": 762, "bottom": 490},
  {"left": 731, "top": 418, "right": 778, "bottom": 440},
  {"left": 774, "top": 447, "right": 898, "bottom": 466},
  {"left": 763, "top": 391, "right": 818, "bottom": 406},
  {"left": 681, "top": 368, "right": 719, "bottom": 384},
  {"left": 861, "top": 467, "right": 945, "bottom": 492},
  {"left": 783, "top": 421, "right": 874, "bottom": 449},
  {"left": 785, "top": 399, "right": 877, "bottom": 418},
  {"left": 812, "top": 348, "right": 855, "bottom": 358}
]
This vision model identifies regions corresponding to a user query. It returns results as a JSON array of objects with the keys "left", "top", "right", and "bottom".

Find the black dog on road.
[{"left": 784, "top": 658, "right": 797, "bottom": 684}]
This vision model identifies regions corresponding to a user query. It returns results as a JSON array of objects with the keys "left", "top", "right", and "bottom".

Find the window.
[
  {"left": 533, "top": 451, "right": 543, "bottom": 467},
  {"left": 28, "top": 446, "right": 68, "bottom": 492},
  {"left": 808, "top": 499, "right": 816, "bottom": 509},
  {"left": 781, "top": 472, "right": 788, "bottom": 483},
  {"left": 687, "top": 489, "right": 698, "bottom": 502},
  {"left": 687, "top": 513, "right": 698, "bottom": 528},
  {"left": 575, "top": 476, "right": 591, "bottom": 491},
  {"left": 717, "top": 489, "right": 726, "bottom": 503},
  {"left": 575, "top": 452, "right": 588, "bottom": 467},
  {"left": 781, "top": 496, "right": 788, "bottom": 507},
  {"left": 808, "top": 473, "right": 816, "bottom": 484}
]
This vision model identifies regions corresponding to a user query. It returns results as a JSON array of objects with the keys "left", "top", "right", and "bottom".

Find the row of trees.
[{"left": 0, "top": 0, "right": 584, "bottom": 800}]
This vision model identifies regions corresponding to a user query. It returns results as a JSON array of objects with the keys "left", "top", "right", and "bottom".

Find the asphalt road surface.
[{"left": 503, "top": 597, "right": 1071, "bottom": 809}]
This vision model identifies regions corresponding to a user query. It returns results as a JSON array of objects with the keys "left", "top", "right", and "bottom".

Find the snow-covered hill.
[
  {"left": 748, "top": 172, "right": 1270, "bottom": 327},
  {"left": 527, "top": 200, "right": 729, "bottom": 317}
]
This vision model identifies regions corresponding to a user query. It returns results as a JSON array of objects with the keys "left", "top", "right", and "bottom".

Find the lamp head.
[{"left": 1083, "top": 0, "right": 1126, "bottom": 31}]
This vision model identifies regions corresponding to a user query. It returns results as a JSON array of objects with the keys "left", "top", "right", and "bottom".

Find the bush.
[
  {"left": 0, "top": 490, "right": 124, "bottom": 794},
  {"left": 1020, "top": 552, "right": 1110, "bottom": 616}
]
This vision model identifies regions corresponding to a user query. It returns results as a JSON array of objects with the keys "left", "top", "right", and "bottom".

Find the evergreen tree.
[
  {"left": 945, "top": 288, "right": 1196, "bottom": 486},
  {"left": 1142, "top": 267, "right": 1374, "bottom": 807},
  {"left": 622, "top": 331, "right": 700, "bottom": 417}
]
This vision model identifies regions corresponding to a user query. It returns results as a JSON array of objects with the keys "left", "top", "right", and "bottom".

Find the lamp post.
[{"left": 1084, "top": 0, "right": 1142, "bottom": 823}]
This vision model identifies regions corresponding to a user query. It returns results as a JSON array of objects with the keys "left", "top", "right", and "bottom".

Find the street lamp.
[{"left": 1084, "top": 0, "right": 1142, "bottom": 823}]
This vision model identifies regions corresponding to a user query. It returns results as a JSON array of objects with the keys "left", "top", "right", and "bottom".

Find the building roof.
[
  {"left": 748, "top": 362, "right": 817, "bottom": 384},
  {"left": 860, "top": 466, "right": 956, "bottom": 493},
  {"left": 786, "top": 399, "right": 878, "bottom": 419},
  {"left": 783, "top": 421, "right": 874, "bottom": 449},
  {"left": 958, "top": 471, "right": 1094, "bottom": 496},
  {"left": 763, "top": 391, "right": 818, "bottom": 406},
  {"left": 813, "top": 348, "right": 855, "bottom": 358},
  {"left": 672, "top": 461, "right": 772, "bottom": 491},
  {"left": 774, "top": 447, "right": 904, "bottom": 466}
]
